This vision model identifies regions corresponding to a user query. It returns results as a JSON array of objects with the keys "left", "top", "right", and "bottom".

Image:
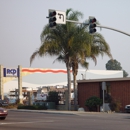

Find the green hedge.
[
  {"left": 85, "top": 96, "right": 102, "bottom": 111},
  {"left": 17, "top": 105, "right": 47, "bottom": 110}
]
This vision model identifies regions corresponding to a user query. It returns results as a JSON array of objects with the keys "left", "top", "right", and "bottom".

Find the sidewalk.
[{"left": 8, "top": 109, "right": 103, "bottom": 115}]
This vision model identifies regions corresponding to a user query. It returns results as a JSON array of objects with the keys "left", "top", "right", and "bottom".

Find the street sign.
[
  {"left": 102, "top": 82, "right": 106, "bottom": 90},
  {"left": 49, "top": 9, "right": 66, "bottom": 24}
]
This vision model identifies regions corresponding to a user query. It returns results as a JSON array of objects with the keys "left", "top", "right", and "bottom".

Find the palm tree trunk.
[
  {"left": 66, "top": 62, "right": 71, "bottom": 111},
  {"left": 73, "top": 74, "right": 77, "bottom": 111}
]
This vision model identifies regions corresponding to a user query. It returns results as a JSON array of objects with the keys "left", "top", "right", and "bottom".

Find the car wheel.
[{"left": 1, "top": 117, "right": 6, "bottom": 120}]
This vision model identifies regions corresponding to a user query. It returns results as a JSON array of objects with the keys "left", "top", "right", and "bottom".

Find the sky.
[{"left": 0, "top": 0, "right": 130, "bottom": 75}]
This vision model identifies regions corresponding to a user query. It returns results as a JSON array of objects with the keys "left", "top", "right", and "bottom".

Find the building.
[
  {"left": 3, "top": 68, "right": 123, "bottom": 94},
  {"left": 0, "top": 65, "right": 124, "bottom": 108},
  {"left": 77, "top": 77, "right": 130, "bottom": 112}
]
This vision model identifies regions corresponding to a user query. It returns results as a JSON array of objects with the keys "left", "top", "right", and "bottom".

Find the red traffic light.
[
  {"left": 49, "top": 11, "right": 56, "bottom": 17},
  {"left": 89, "top": 18, "right": 96, "bottom": 23}
]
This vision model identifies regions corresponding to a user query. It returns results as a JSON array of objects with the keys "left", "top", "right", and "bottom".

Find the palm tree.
[
  {"left": 69, "top": 24, "right": 112, "bottom": 110},
  {"left": 30, "top": 8, "right": 83, "bottom": 110},
  {"left": 30, "top": 8, "right": 113, "bottom": 111}
]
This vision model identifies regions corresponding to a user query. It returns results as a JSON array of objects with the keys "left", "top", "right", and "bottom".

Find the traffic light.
[
  {"left": 89, "top": 17, "right": 96, "bottom": 34},
  {"left": 49, "top": 10, "right": 57, "bottom": 28}
]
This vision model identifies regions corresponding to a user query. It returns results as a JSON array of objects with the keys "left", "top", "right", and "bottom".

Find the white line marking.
[{"left": 0, "top": 120, "right": 54, "bottom": 125}]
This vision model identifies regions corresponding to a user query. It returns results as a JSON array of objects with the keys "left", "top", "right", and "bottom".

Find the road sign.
[{"left": 49, "top": 9, "right": 66, "bottom": 24}]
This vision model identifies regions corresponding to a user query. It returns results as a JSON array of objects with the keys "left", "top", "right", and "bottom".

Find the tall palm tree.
[
  {"left": 69, "top": 24, "right": 112, "bottom": 110},
  {"left": 30, "top": 8, "right": 83, "bottom": 110},
  {"left": 30, "top": 8, "right": 113, "bottom": 111}
]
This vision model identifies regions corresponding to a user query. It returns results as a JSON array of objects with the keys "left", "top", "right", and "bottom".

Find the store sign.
[{"left": 3, "top": 68, "right": 19, "bottom": 77}]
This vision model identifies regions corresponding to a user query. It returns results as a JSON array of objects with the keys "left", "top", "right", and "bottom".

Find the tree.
[
  {"left": 30, "top": 8, "right": 84, "bottom": 110},
  {"left": 30, "top": 8, "right": 112, "bottom": 111},
  {"left": 106, "top": 59, "right": 128, "bottom": 77},
  {"left": 70, "top": 25, "right": 112, "bottom": 110}
]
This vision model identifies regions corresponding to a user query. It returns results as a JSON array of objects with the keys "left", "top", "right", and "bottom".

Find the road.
[{"left": 0, "top": 111, "right": 130, "bottom": 130}]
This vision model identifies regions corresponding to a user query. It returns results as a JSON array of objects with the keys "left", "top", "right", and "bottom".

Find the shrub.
[
  {"left": 47, "top": 91, "right": 60, "bottom": 105},
  {"left": 4, "top": 104, "right": 18, "bottom": 109},
  {"left": 17, "top": 104, "right": 47, "bottom": 110},
  {"left": 85, "top": 96, "right": 102, "bottom": 111},
  {"left": 109, "top": 98, "right": 122, "bottom": 112}
]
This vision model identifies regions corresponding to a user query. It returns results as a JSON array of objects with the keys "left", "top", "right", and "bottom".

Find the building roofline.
[{"left": 77, "top": 77, "right": 130, "bottom": 83}]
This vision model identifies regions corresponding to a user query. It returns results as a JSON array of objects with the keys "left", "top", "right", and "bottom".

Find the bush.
[
  {"left": 109, "top": 98, "right": 122, "bottom": 112},
  {"left": 85, "top": 96, "right": 102, "bottom": 111},
  {"left": 47, "top": 91, "right": 60, "bottom": 105},
  {"left": 17, "top": 104, "right": 47, "bottom": 110},
  {"left": 3, "top": 104, "right": 18, "bottom": 109}
]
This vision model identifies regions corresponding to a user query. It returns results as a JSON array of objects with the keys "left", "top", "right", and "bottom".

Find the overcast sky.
[{"left": 0, "top": 0, "right": 130, "bottom": 75}]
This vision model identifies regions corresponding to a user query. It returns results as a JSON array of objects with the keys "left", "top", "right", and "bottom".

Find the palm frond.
[{"left": 30, "top": 50, "right": 39, "bottom": 66}]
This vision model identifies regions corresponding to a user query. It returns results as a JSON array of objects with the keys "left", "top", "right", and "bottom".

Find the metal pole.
[
  {"left": 97, "top": 25, "right": 130, "bottom": 36},
  {"left": 103, "top": 89, "right": 104, "bottom": 112},
  {"left": 66, "top": 19, "right": 89, "bottom": 25},
  {"left": 0, "top": 65, "right": 3, "bottom": 100},
  {"left": 18, "top": 65, "right": 23, "bottom": 104},
  {"left": 102, "top": 81, "right": 106, "bottom": 112},
  {"left": 66, "top": 19, "right": 130, "bottom": 37}
]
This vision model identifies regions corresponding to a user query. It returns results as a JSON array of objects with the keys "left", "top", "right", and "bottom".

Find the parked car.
[
  {"left": 0, "top": 107, "right": 8, "bottom": 120},
  {"left": 125, "top": 105, "right": 130, "bottom": 113},
  {"left": 0, "top": 99, "right": 8, "bottom": 107}
]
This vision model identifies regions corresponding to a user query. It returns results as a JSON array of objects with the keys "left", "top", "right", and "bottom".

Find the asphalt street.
[{"left": 0, "top": 110, "right": 130, "bottom": 130}]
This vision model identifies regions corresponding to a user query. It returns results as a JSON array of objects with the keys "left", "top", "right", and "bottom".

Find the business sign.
[{"left": 3, "top": 68, "right": 19, "bottom": 77}]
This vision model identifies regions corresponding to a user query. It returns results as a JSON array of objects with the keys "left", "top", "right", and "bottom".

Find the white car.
[{"left": 125, "top": 105, "right": 130, "bottom": 113}]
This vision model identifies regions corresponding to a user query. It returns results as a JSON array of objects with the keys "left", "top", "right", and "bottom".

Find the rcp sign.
[{"left": 3, "top": 68, "right": 19, "bottom": 77}]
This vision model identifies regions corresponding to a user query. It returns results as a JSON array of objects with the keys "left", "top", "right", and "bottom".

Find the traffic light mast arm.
[
  {"left": 97, "top": 25, "right": 130, "bottom": 37},
  {"left": 66, "top": 20, "right": 130, "bottom": 37},
  {"left": 66, "top": 19, "right": 89, "bottom": 25}
]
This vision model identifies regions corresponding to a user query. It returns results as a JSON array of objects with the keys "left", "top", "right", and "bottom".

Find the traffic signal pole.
[
  {"left": 96, "top": 25, "right": 130, "bottom": 36},
  {"left": 66, "top": 20, "right": 130, "bottom": 37},
  {"left": 66, "top": 19, "right": 89, "bottom": 25},
  {"left": 47, "top": 9, "right": 130, "bottom": 36}
]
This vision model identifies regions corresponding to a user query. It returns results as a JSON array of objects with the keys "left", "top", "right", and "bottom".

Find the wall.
[
  {"left": 110, "top": 81, "right": 130, "bottom": 112},
  {"left": 78, "top": 80, "right": 130, "bottom": 112},
  {"left": 78, "top": 82, "right": 100, "bottom": 111}
]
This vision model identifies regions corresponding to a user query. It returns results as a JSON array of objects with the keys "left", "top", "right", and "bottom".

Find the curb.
[
  {"left": 8, "top": 109, "right": 103, "bottom": 115},
  {"left": 8, "top": 109, "right": 78, "bottom": 115}
]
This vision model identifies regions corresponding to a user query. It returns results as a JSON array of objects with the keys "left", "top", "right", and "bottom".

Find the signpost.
[
  {"left": 46, "top": 9, "right": 130, "bottom": 111},
  {"left": 47, "top": 9, "right": 130, "bottom": 36},
  {"left": 48, "top": 9, "right": 66, "bottom": 28},
  {"left": 102, "top": 82, "right": 106, "bottom": 112},
  {"left": 0, "top": 65, "right": 22, "bottom": 103}
]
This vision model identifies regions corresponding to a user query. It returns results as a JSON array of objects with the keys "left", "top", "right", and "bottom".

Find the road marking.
[{"left": 0, "top": 120, "right": 54, "bottom": 125}]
